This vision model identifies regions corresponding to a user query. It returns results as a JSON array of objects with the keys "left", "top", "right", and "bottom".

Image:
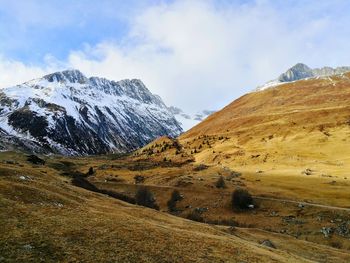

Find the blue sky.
[
  {"left": 0, "top": 0, "right": 152, "bottom": 63},
  {"left": 1, "top": 0, "right": 350, "bottom": 113}
]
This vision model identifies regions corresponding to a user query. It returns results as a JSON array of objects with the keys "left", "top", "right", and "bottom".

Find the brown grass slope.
[
  {"left": 0, "top": 152, "right": 321, "bottom": 263},
  {"left": 150, "top": 73, "right": 350, "bottom": 208},
  {"left": 182, "top": 73, "right": 350, "bottom": 139}
]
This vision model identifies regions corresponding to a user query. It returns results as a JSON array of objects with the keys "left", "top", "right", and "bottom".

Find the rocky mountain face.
[
  {"left": 0, "top": 70, "right": 182, "bottom": 155},
  {"left": 168, "top": 106, "right": 215, "bottom": 131},
  {"left": 257, "top": 63, "right": 350, "bottom": 90}
]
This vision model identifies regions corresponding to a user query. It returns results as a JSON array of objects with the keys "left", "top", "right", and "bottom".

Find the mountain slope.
[
  {"left": 0, "top": 70, "right": 182, "bottom": 155},
  {"left": 177, "top": 71, "right": 350, "bottom": 179}
]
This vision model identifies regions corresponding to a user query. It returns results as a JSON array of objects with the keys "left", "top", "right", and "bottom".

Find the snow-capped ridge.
[
  {"left": 44, "top": 69, "right": 88, "bottom": 84},
  {"left": 0, "top": 70, "right": 182, "bottom": 155},
  {"left": 256, "top": 63, "right": 350, "bottom": 91},
  {"left": 169, "top": 106, "right": 216, "bottom": 131}
]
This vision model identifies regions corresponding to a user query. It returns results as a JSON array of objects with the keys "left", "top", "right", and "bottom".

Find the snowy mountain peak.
[
  {"left": 87, "top": 77, "right": 163, "bottom": 106},
  {"left": 169, "top": 106, "right": 215, "bottom": 131},
  {"left": 44, "top": 69, "right": 88, "bottom": 84},
  {"left": 278, "top": 63, "right": 313, "bottom": 82},
  {"left": 0, "top": 70, "right": 182, "bottom": 155},
  {"left": 256, "top": 63, "right": 350, "bottom": 91}
]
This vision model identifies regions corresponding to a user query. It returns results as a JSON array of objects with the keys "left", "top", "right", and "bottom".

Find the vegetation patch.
[
  {"left": 167, "top": 190, "right": 183, "bottom": 212},
  {"left": 27, "top": 155, "right": 45, "bottom": 165},
  {"left": 135, "top": 186, "right": 159, "bottom": 210},
  {"left": 232, "top": 188, "right": 253, "bottom": 210}
]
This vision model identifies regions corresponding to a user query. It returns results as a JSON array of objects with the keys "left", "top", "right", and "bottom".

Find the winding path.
[{"left": 254, "top": 196, "right": 350, "bottom": 212}]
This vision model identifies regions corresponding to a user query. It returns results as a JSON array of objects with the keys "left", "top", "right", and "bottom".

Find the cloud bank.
[{"left": 1, "top": 0, "right": 350, "bottom": 113}]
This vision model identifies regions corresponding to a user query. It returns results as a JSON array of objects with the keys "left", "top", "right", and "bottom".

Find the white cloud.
[
  {"left": 0, "top": 56, "right": 48, "bottom": 88},
  {"left": 1, "top": 0, "right": 350, "bottom": 113}
]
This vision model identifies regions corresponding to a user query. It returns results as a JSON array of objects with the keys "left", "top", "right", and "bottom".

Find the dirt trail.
[{"left": 254, "top": 196, "right": 350, "bottom": 212}]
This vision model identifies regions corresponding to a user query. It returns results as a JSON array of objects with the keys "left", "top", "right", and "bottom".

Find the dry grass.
[{"left": 0, "top": 151, "right": 322, "bottom": 263}]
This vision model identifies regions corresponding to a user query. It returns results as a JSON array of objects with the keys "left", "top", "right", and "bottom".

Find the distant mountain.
[
  {"left": 257, "top": 63, "right": 350, "bottom": 91},
  {"left": 0, "top": 70, "right": 182, "bottom": 155},
  {"left": 168, "top": 106, "right": 215, "bottom": 131}
]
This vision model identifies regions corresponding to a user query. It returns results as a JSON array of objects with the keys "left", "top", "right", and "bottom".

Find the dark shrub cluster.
[
  {"left": 215, "top": 176, "right": 226, "bottom": 188},
  {"left": 135, "top": 187, "right": 159, "bottom": 210},
  {"left": 27, "top": 155, "right": 45, "bottom": 165},
  {"left": 87, "top": 167, "right": 94, "bottom": 176},
  {"left": 231, "top": 188, "right": 253, "bottom": 210},
  {"left": 186, "top": 210, "right": 204, "bottom": 222},
  {"left": 167, "top": 190, "right": 183, "bottom": 212},
  {"left": 72, "top": 177, "right": 99, "bottom": 191}
]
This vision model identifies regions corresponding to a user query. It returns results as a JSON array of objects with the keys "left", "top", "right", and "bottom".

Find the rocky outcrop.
[{"left": 257, "top": 63, "right": 350, "bottom": 91}]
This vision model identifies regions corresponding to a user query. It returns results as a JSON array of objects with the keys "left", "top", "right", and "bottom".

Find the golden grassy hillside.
[
  {"left": 183, "top": 73, "right": 350, "bottom": 139},
  {"left": 1, "top": 151, "right": 350, "bottom": 262},
  {"left": 180, "top": 73, "right": 350, "bottom": 170},
  {"left": 136, "top": 73, "right": 349, "bottom": 207},
  {"left": 135, "top": 74, "right": 350, "bottom": 206},
  {"left": 2, "top": 151, "right": 338, "bottom": 263}
]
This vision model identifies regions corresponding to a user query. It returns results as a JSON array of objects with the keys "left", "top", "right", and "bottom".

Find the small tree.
[
  {"left": 232, "top": 188, "right": 253, "bottom": 210},
  {"left": 135, "top": 187, "right": 159, "bottom": 210},
  {"left": 167, "top": 190, "right": 183, "bottom": 212},
  {"left": 87, "top": 167, "right": 94, "bottom": 176},
  {"left": 215, "top": 176, "right": 226, "bottom": 189}
]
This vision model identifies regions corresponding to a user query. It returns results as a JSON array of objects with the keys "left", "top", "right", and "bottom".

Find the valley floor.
[{"left": 1, "top": 151, "right": 350, "bottom": 262}]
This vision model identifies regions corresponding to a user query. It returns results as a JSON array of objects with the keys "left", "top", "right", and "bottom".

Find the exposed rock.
[
  {"left": 269, "top": 211, "right": 278, "bottom": 217},
  {"left": 194, "top": 207, "right": 209, "bottom": 214},
  {"left": 320, "top": 227, "right": 334, "bottom": 238},
  {"left": 193, "top": 164, "right": 209, "bottom": 171},
  {"left": 302, "top": 168, "right": 312, "bottom": 175},
  {"left": 260, "top": 239, "right": 276, "bottom": 249},
  {"left": 336, "top": 222, "right": 350, "bottom": 237},
  {"left": 22, "top": 244, "right": 33, "bottom": 250},
  {"left": 226, "top": 171, "right": 241, "bottom": 181},
  {"left": 19, "top": 175, "right": 31, "bottom": 180}
]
